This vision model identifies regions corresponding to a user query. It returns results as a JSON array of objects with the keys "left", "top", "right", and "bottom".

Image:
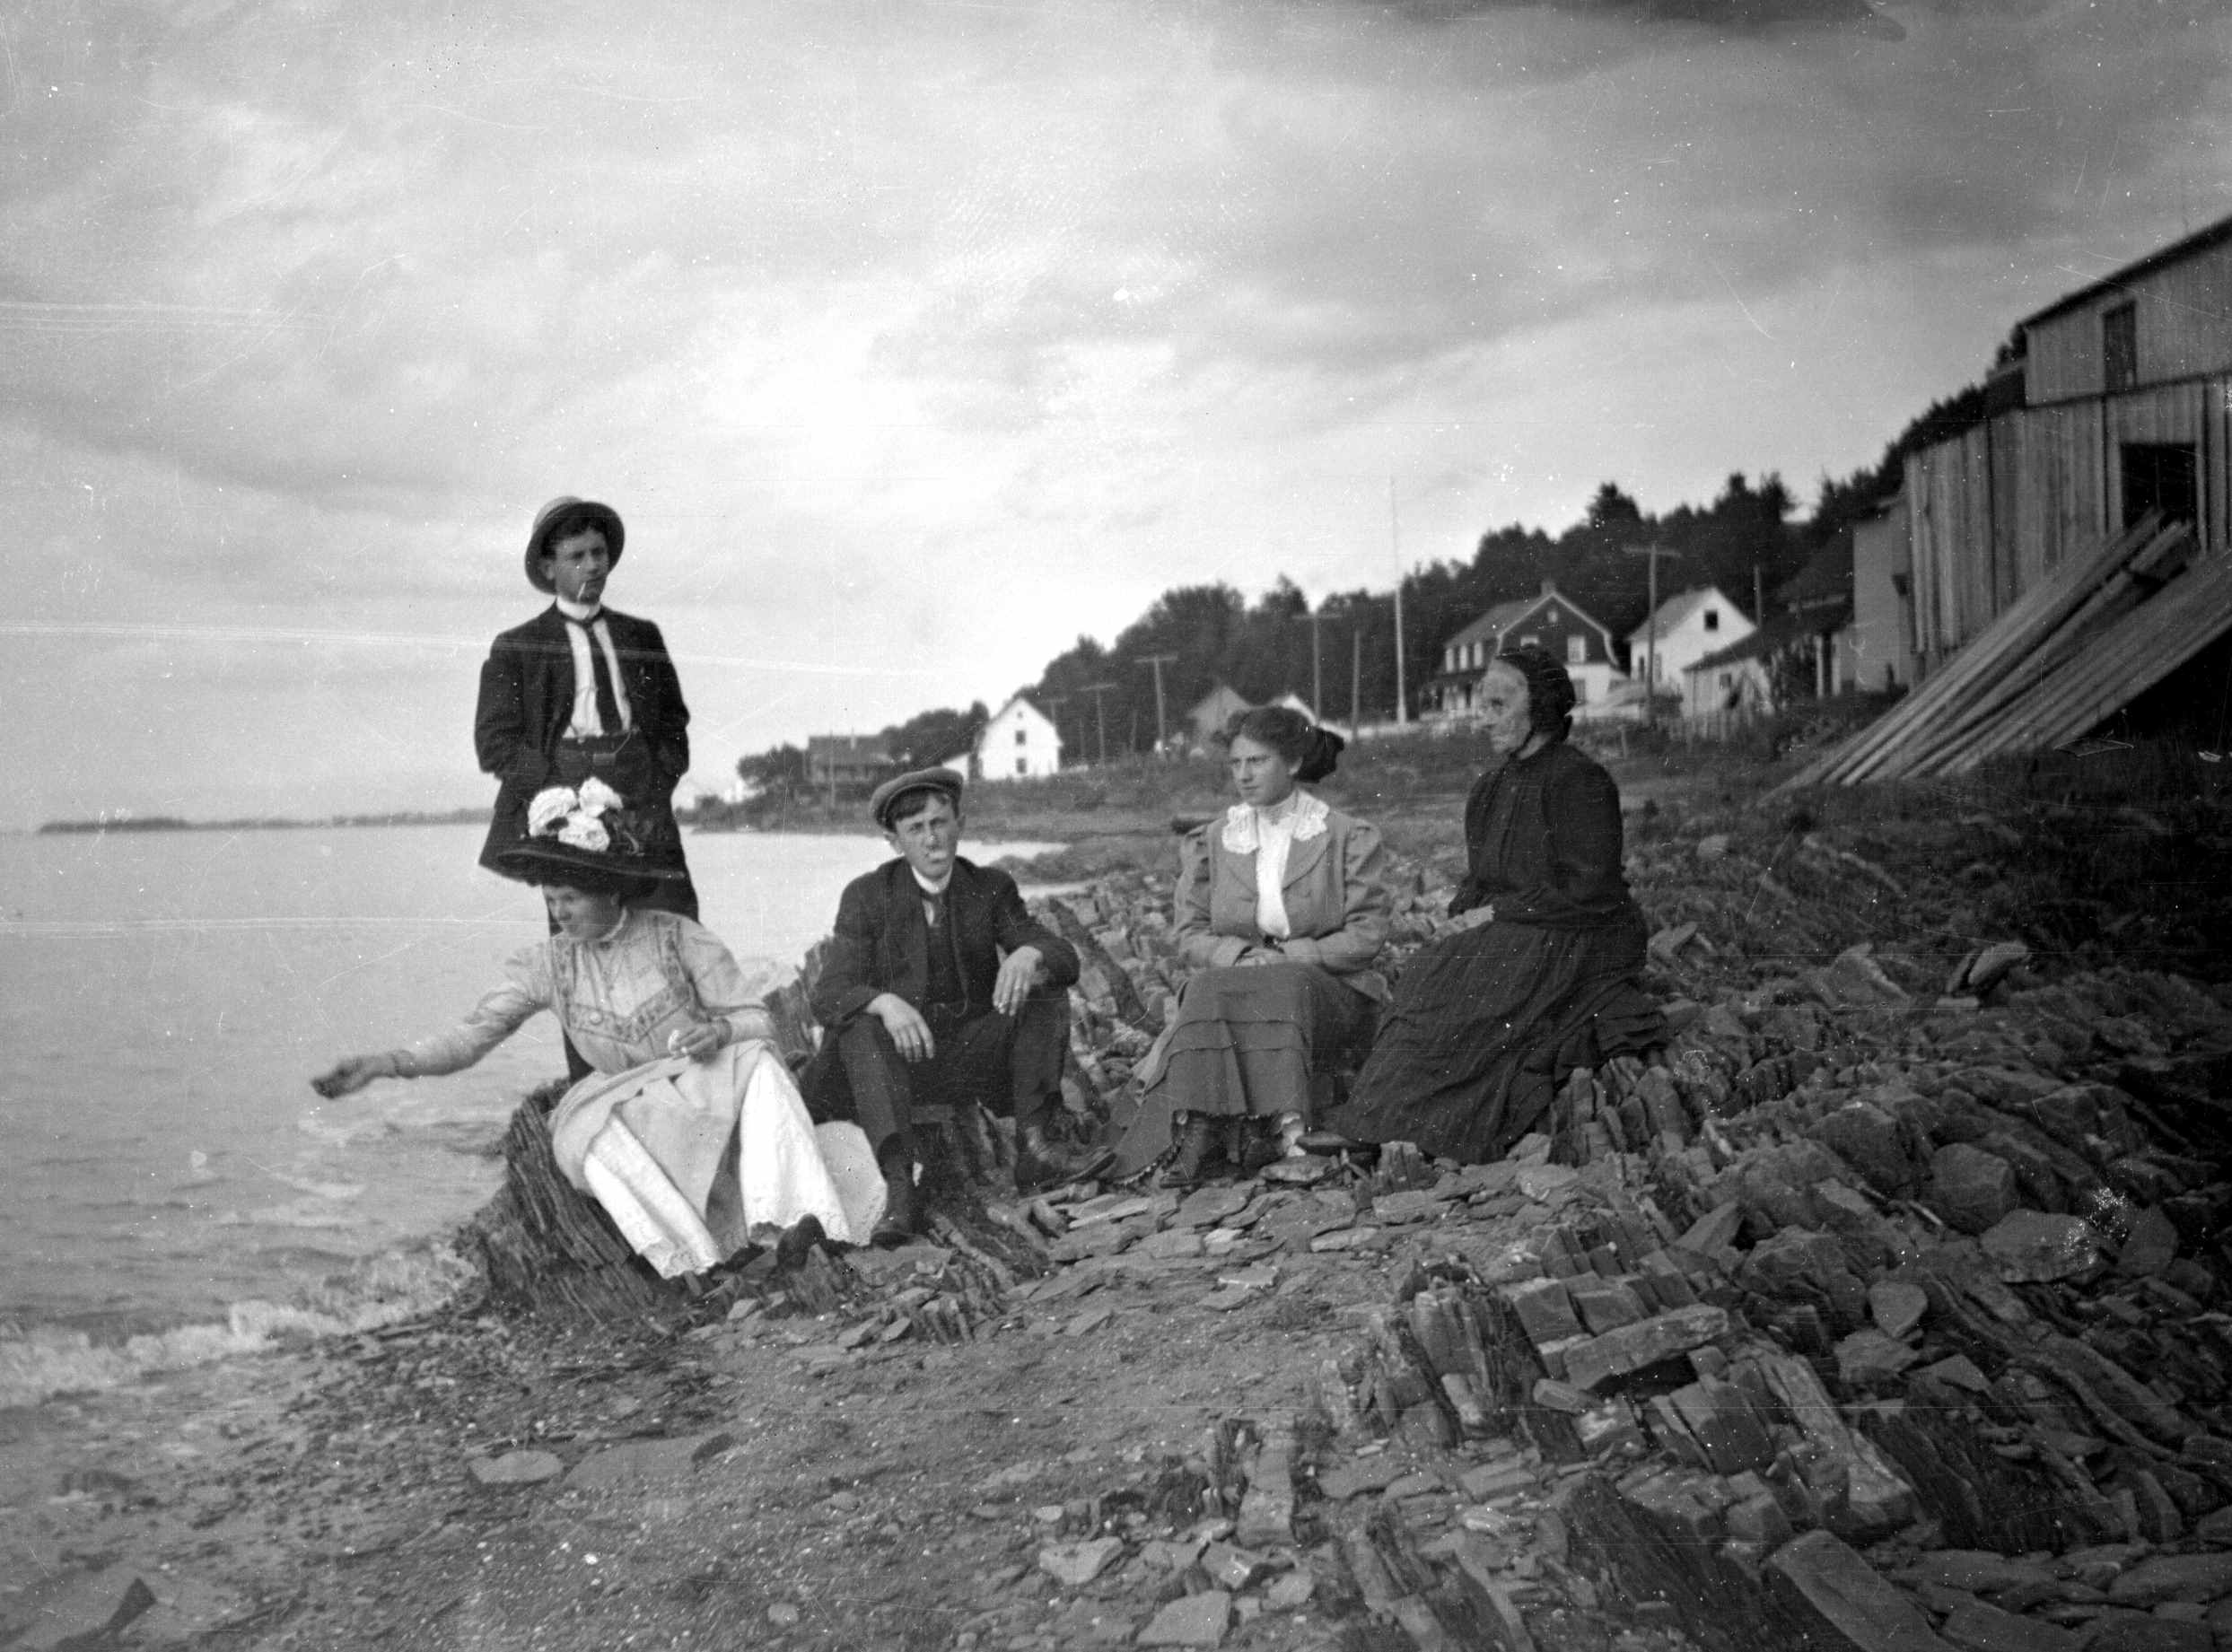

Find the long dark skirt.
[
  {"left": 1107, "top": 962, "right": 1377, "bottom": 1178},
  {"left": 1321, "top": 916, "right": 1659, "bottom": 1165}
]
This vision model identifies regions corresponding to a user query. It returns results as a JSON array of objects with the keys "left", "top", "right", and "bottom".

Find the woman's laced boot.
[{"left": 1164, "top": 1113, "right": 1220, "bottom": 1189}]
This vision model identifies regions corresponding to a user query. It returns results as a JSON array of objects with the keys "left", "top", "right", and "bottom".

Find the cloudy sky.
[{"left": 4, "top": 0, "right": 2228, "bottom": 827}]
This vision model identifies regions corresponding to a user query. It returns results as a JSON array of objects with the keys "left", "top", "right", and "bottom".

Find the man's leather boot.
[
  {"left": 1016, "top": 1121, "right": 1107, "bottom": 1193},
  {"left": 873, "top": 1145, "right": 919, "bottom": 1247}
]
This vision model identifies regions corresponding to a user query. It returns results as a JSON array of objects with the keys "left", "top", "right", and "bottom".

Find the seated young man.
[{"left": 809, "top": 768, "right": 1095, "bottom": 1241}]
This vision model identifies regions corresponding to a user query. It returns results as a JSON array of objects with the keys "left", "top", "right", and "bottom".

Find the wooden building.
[
  {"left": 1427, "top": 581, "right": 1624, "bottom": 720},
  {"left": 1905, "top": 212, "right": 2232, "bottom": 667},
  {"left": 972, "top": 695, "right": 1062, "bottom": 780},
  {"left": 1624, "top": 585, "right": 1753, "bottom": 696},
  {"left": 806, "top": 734, "right": 890, "bottom": 798},
  {"left": 1851, "top": 493, "right": 1916, "bottom": 692}
]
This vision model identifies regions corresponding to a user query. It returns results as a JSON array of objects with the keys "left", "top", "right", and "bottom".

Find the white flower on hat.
[
  {"left": 556, "top": 815, "right": 611, "bottom": 852},
  {"left": 574, "top": 776, "right": 625, "bottom": 817},
  {"left": 528, "top": 787, "right": 581, "bottom": 836}
]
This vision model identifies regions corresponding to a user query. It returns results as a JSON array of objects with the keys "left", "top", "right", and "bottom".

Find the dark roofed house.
[
  {"left": 1428, "top": 581, "right": 1625, "bottom": 721},
  {"left": 806, "top": 735, "right": 891, "bottom": 799}
]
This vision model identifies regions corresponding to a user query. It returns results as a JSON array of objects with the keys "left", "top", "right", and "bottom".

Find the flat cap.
[{"left": 869, "top": 766, "right": 964, "bottom": 829}]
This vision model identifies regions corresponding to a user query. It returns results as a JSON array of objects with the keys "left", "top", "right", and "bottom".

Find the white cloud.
[{"left": 4, "top": 0, "right": 2228, "bottom": 825}]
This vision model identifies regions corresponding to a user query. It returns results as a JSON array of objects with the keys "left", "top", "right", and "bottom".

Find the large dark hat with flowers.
[
  {"left": 493, "top": 780, "right": 685, "bottom": 895},
  {"left": 524, "top": 496, "right": 626, "bottom": 593}
]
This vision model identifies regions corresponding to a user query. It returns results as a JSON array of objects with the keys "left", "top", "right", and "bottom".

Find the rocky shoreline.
[{"left": 5, "top": 766, "right": 2230, "bottom": 1651}]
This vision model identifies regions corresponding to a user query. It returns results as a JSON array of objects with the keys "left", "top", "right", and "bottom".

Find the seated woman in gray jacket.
[{"left": 1108, "top": 707, "right": 1391, "bottom": 1184}]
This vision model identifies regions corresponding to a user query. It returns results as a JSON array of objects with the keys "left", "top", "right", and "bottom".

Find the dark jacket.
[
  {"left": 473, "top": 606, "right": 692, "bottom": 876},
  {"left": 1451, "top": 739, "right": 1639, "bottom": 929},
  {"left": 810, "top": 856, "right": 1079, "bottom": 1027}
]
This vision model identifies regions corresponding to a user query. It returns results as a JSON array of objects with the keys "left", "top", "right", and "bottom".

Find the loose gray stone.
[
  {"left": 1980, "top": 1211, "right": 2100, "bottom": 1283},
  {"left": 1038, "top": 1536, "right": 1125, "bottom": 1587},
  {"left": 1930, "top": 1144, "right": 2018, "bottom": 1236},
  {"left": 1136, "top": 1589, "right": 1230, "bottom": 1647},
  {"left": 1869, "top": 1280, "right": 1928, "bottom": 1340},
  {"left": 1939, "top": 1600, "right": 2077, "bottom": 1652},
  {"left": 470, "top": 1449, "right": 565, "bottom": 1486},
  {"left": 1766, "top": 1529, "right": 1953, "bottom": 1652},
  {"left": 2105, "top": 1553, "right": 2232, "bottom": 1607},
  {"left": 1317, "top": 1455, "right": 1410, "bottom": 1500}
]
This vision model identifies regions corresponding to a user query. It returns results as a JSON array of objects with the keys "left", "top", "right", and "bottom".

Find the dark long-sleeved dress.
[{"left": 1320, "top": 739, "right": 1662, "bottom": 1164}]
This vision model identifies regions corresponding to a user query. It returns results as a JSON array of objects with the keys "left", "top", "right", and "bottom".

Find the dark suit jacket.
[
  {"left": 810, "top": 857, "right": 1079, "bottom": 1028},
  {"left": 474, "top": 606, "right": 692, "bottom": 875}
]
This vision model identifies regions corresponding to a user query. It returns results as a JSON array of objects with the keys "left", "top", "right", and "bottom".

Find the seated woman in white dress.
[{"left": 312, "top": 782, "right": 878, "bottom": 1277}]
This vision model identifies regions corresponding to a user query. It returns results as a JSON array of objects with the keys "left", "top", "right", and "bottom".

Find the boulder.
[
  {"left": 1765, "top": 1530, "right": 1952, "bottom": 1652},
  {"left": 1930, "top": 1144, "right": 2018, "bottom": 1235},
  {"left": 1979, "top": 1211, "right": 2100, "bottom": 1283},
  {"left": 1815, "top": 1102, "right": 1917, "bottom": 1198}
]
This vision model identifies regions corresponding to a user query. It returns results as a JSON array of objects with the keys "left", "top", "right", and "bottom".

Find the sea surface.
[{"left": 0, "top": 823, "right": 1051, "bottom": 1403}]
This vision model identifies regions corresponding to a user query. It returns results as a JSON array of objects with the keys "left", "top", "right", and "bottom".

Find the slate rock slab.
[
  {"left": 1980, "top": 1211, "right": 2100, "bottom": 1283},
  {"left": 1039, "top": 1536, "right": 1125, "bottom": 1587},
  {"left": 1766, "top": 1529, "right": 1953, "bottom": 1652},
  {"left": 1136, "top": 1589, "right": 1231, "bottom": 1647},
  {"left": 470, "top": 1449, "right": 565, "bottom": 1486}
]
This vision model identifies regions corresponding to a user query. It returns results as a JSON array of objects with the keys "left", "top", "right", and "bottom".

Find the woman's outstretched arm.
[{"left": 311, "top": 949, "right": 549, "bottom": 1095}]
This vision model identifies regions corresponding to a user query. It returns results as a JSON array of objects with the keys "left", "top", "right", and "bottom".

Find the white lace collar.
[{"left": 1221, "top": 789, "right": 1329, "bottom": 853}]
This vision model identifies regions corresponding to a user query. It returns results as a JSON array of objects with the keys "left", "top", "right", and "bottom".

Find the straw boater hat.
[
  {"left": 868, "top": 767, "right": 965, "bottom": 831},
  {"left": 493, "top": 781, "right": 684, "bottom": 896},
  {"left": 523, "top": 497, "right": 626, "bottom": 594}
]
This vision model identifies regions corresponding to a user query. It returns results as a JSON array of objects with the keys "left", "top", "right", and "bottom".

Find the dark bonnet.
[
  {"left": 1227, "top": 704, "right": 1345, "bottom": 784},
  {"left": 1494, "top": 646, "right": 1578, "bottom": 741}
]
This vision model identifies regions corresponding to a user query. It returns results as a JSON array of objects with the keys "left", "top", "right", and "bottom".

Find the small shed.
[
  {"left": 1624, "top": 586, "right": 1753, "bottom": 693},
  {"left": 1185, "top": 684, "right": 1255, "bottom": 748},
  {"left": 1851, "top": 493, "right": 1917, "bottom": 692}
]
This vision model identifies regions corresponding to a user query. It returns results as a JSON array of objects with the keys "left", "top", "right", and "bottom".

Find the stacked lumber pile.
[{"left": 1781, "top": 513, "right": 2232, "bottom": 788}]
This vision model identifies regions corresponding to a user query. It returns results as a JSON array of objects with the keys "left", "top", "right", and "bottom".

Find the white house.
[
  {"left": 1624, "top": 586, "right": 1754, "bottom": 694},
  {"left": 974, "top": 695, "right": 1063, "bottom": 780}
]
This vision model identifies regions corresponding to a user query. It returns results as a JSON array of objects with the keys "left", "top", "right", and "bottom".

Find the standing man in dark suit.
[
  {"left": 476, "top": 498, "right": 698, "bottom": 1075},
  {"left": 810, "top": 768, "right": 1095, "bottom": 1240}
]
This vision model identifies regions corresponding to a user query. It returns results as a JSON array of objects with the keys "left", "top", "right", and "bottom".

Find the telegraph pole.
[
  {"left": 1137, "top": 653, "right": 1179, "bottom": 755},
  {"left": 1389, "top": 477, "right": 1409, "bottom": 725},
  {"left": 1351, "top": 615, "right": 1363, "bottom": 730},
  {"left": 1081, "top": 681, "right": 1119, "bottom": 765},
  {"left": 1624, "top": 543, "right": 1684, "bottom": 727},
  {"left": 1306, "top": 606, "right": 1325, "bottom": 719}
]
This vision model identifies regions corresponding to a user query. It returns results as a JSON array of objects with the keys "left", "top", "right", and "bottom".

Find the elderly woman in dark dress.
[
  {"left": 1108, "top": 707, "right": 1391, "bottom": 1184},
  {"left": 1321, "top": 649, "right": 1662, "bottom": 1164}
]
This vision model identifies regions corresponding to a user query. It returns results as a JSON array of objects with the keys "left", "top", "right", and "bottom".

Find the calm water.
[{"left": 0, "top": 824, "right": 1048, "bottom": 1400}]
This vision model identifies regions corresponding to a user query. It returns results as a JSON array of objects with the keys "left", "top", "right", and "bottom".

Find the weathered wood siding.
[
  {"left": 2026, "top": 244, "right": 2232, "bottom": 403},
  {"left": 1904, "top": 379, "right": 2231, "bottom": 663}
]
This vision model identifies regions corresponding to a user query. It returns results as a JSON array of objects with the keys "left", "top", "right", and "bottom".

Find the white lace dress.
[{"left": 407, "top": 910, "right": 878, "bottom": 1274}]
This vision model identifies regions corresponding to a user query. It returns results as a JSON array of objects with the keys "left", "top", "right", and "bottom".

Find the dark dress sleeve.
[
  {"left": 1449, "top": 768, "right": 1501, "bottom": 917},
  {"left": 1493, "top": 756, "right": 1628, "bottom": 926}
]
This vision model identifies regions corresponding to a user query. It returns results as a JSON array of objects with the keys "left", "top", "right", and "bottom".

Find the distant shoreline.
[{"left": 34, "top": 807, "right": 488, "bottom": 835}]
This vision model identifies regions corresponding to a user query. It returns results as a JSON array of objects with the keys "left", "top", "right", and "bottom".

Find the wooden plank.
[
  {"left": 1897, "top": 524, "right": 2193, "bottom": 775},
  {"left": 1790, "top": 511, "right": 2161, "bottom": 788},
  {"left": 1942, "top": 553, "right": 2232, "bottom": 771}
]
